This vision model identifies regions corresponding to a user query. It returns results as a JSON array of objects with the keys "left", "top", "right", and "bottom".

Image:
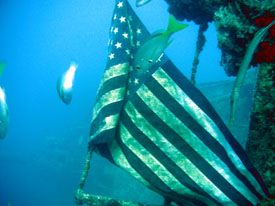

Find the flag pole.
[
  {"left": 74, "top": 145, "right": 156, "bottom": 206},
  {"left": 75, "top": 146, "right": 94, "bottom": 205}
]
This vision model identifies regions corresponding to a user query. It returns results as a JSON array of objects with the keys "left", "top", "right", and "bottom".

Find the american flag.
[{"left": 88, "top": 0, "right": 269, "bottom": 205}]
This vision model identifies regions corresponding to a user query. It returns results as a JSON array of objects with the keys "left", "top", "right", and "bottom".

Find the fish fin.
[
  {"left": 167, "top": 15, "right": 188, "bottom": 36},
  {"left": 0, "top": 62, "right": 6, "bottom": 77}
]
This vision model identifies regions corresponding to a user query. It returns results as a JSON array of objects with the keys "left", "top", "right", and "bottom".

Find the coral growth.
[
  {"left": 246, "top": 63, "right": 275, "bottom": 206},
  {"left": 214, "top": 0, "right": 275, "bottom": 76},
  {"left": 165, "top": 0, "right": 228, "bottom": 25},
  {"left": 165, "top": 0, "right": 275, "bottom": 76}
]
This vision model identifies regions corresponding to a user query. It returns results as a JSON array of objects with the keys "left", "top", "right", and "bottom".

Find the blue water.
[{"left": 0, "top": 0, "right": 230, "bottom": 205}]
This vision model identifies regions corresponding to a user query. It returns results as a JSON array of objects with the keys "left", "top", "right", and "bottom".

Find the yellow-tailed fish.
[
  {"left": 56, "top": 62, "right": 78, "bottom": 105},
  {"left": 0, "top": 86, "right": 8, "bottom": 139},
  {"left": 136, "top": 0, "right": 152, "bottom": 7},
  {"left": 133, "top": 15, "right": 188, "bottom": 72}
]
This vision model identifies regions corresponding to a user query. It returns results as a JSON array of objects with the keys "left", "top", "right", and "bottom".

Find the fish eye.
[
  {"left": 148, "top": 59, "right": 153, "bottom": 63},
  {"left": 136, "top": 65, "right": 141, "bottom": 69}
]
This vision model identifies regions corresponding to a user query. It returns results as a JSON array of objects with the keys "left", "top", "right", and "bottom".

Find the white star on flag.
[
  {"left": 119, "top": 16, "right": 126, "bottom": 23},
  {"left": 115, "top": 42, "right": 122, "bottom": 48},
  {"left": 113, "top": 28, "right": 118, "bottom": 34},
  {"left": 108, "top": 53, "right": 114, "bottom": 59},
  {"left": 122, "top": 33, "right": 128, "bottom": 38},
  {"left": 117, "top": 2, "right": 123, "bottom": 8},
  {"left": 137, "top": 28, "right": 141, "bottom": 34}
]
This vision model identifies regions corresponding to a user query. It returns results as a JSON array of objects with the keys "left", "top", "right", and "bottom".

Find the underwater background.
[{"left": 0, "top": 0, "right": 256, "bottom": 205}]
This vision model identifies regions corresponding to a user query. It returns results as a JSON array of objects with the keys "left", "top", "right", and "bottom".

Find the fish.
[
  {"left": 133, "top": 15, "right": 188, "bottom": 72},
  {"left": 228, "top": 19, "right": 275, "bottom": 127},
  {"left": 136, "top": 0, "right": 152, "bottom": 7},
  {"left": 0, "top": 86, "right": 8, "bottom": 139},
  {"left": 56, "top": 62, "right": 78, "bottom": 105},
  {"left": 0, "top": 62, "right": 6, "bottom": 76}
]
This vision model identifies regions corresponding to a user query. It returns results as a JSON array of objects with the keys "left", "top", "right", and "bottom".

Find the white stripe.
[
  {"left": 99, "top": 63, "right": 129, "bottom": 87},
  {"left": 92, "top": 87, "right": 126, "bottom": 121},
  {"left": 90, "top": 114, "right": 119, "bottom": 140}
]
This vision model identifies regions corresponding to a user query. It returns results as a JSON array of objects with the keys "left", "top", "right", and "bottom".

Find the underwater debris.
[
  {"left": 75, "top": 148, "right": 154, "bottom": 206},
  {"left": 75, "top": 192, "right": 153, "bottom": 206},
  {"left": 190, "top": 23, "right": 208, "bottom": 85}
]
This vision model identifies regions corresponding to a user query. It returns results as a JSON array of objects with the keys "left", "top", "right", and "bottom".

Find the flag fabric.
[{"left": 88, "top": 0, "right": 269, "bottom": 205}]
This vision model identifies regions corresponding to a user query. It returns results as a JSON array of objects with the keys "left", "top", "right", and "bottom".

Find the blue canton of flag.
[{"left": 88, "top": 0, "right": 269, "bottom": 205}]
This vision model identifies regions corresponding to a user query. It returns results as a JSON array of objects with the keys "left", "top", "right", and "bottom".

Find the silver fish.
[
  {"left": 56, "top": 62, "right": 78, "bottom": 105},
  {"left": 0, "top": 87, "right": 8, "bottom": 139},
  {"left": 136, "top": 0, "right": 152, "bottom": 7},
  {"left": 133, "top": 15, "right": 188, "bottom": 72}
]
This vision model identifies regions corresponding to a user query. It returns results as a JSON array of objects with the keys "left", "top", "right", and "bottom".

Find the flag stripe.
[
  {"left": 109, "top": 137, "right": 154, "bottom": 189},
  {"left": 92, "top": 87, "right": 126, "bottom": 121},
  {"left": 149, "top": 68, "right": 263, "bottom": 201},
  {"left": 100, "top": 63, "right": 129, "bottom": 84},
  {"left": 96, "top": 143, "right": 116, "bottom": 165},
  {"left": 130, "top": 92, "right": 252, "bottom": 205},
  {"left": 96, "top": 74, "right": 128, "bottom": 102},
  {"left": 134, "top": 83, "right": 258, "bottom": 204},
  {"left": 121, "top": 103, "right": 223, "bottom": 206},
  {"left": 90, "top": 101, "right": 123, "bottom": 135},
  {"left": 90, "top": 114, "right": 119, "bottom": 144},
  {"left": 90, "top": 128, "right": 117, "bottom": 145},
  {"left": 162, "top": 60, "right": 268, "bottom": 196},
  {"left": 117, "top": 125, "right": 208, "bottom": 206}
]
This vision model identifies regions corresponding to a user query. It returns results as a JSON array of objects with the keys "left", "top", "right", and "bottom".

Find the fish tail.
[{"left": 166, "top": 15, "right": 188, "bottom": 36}]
